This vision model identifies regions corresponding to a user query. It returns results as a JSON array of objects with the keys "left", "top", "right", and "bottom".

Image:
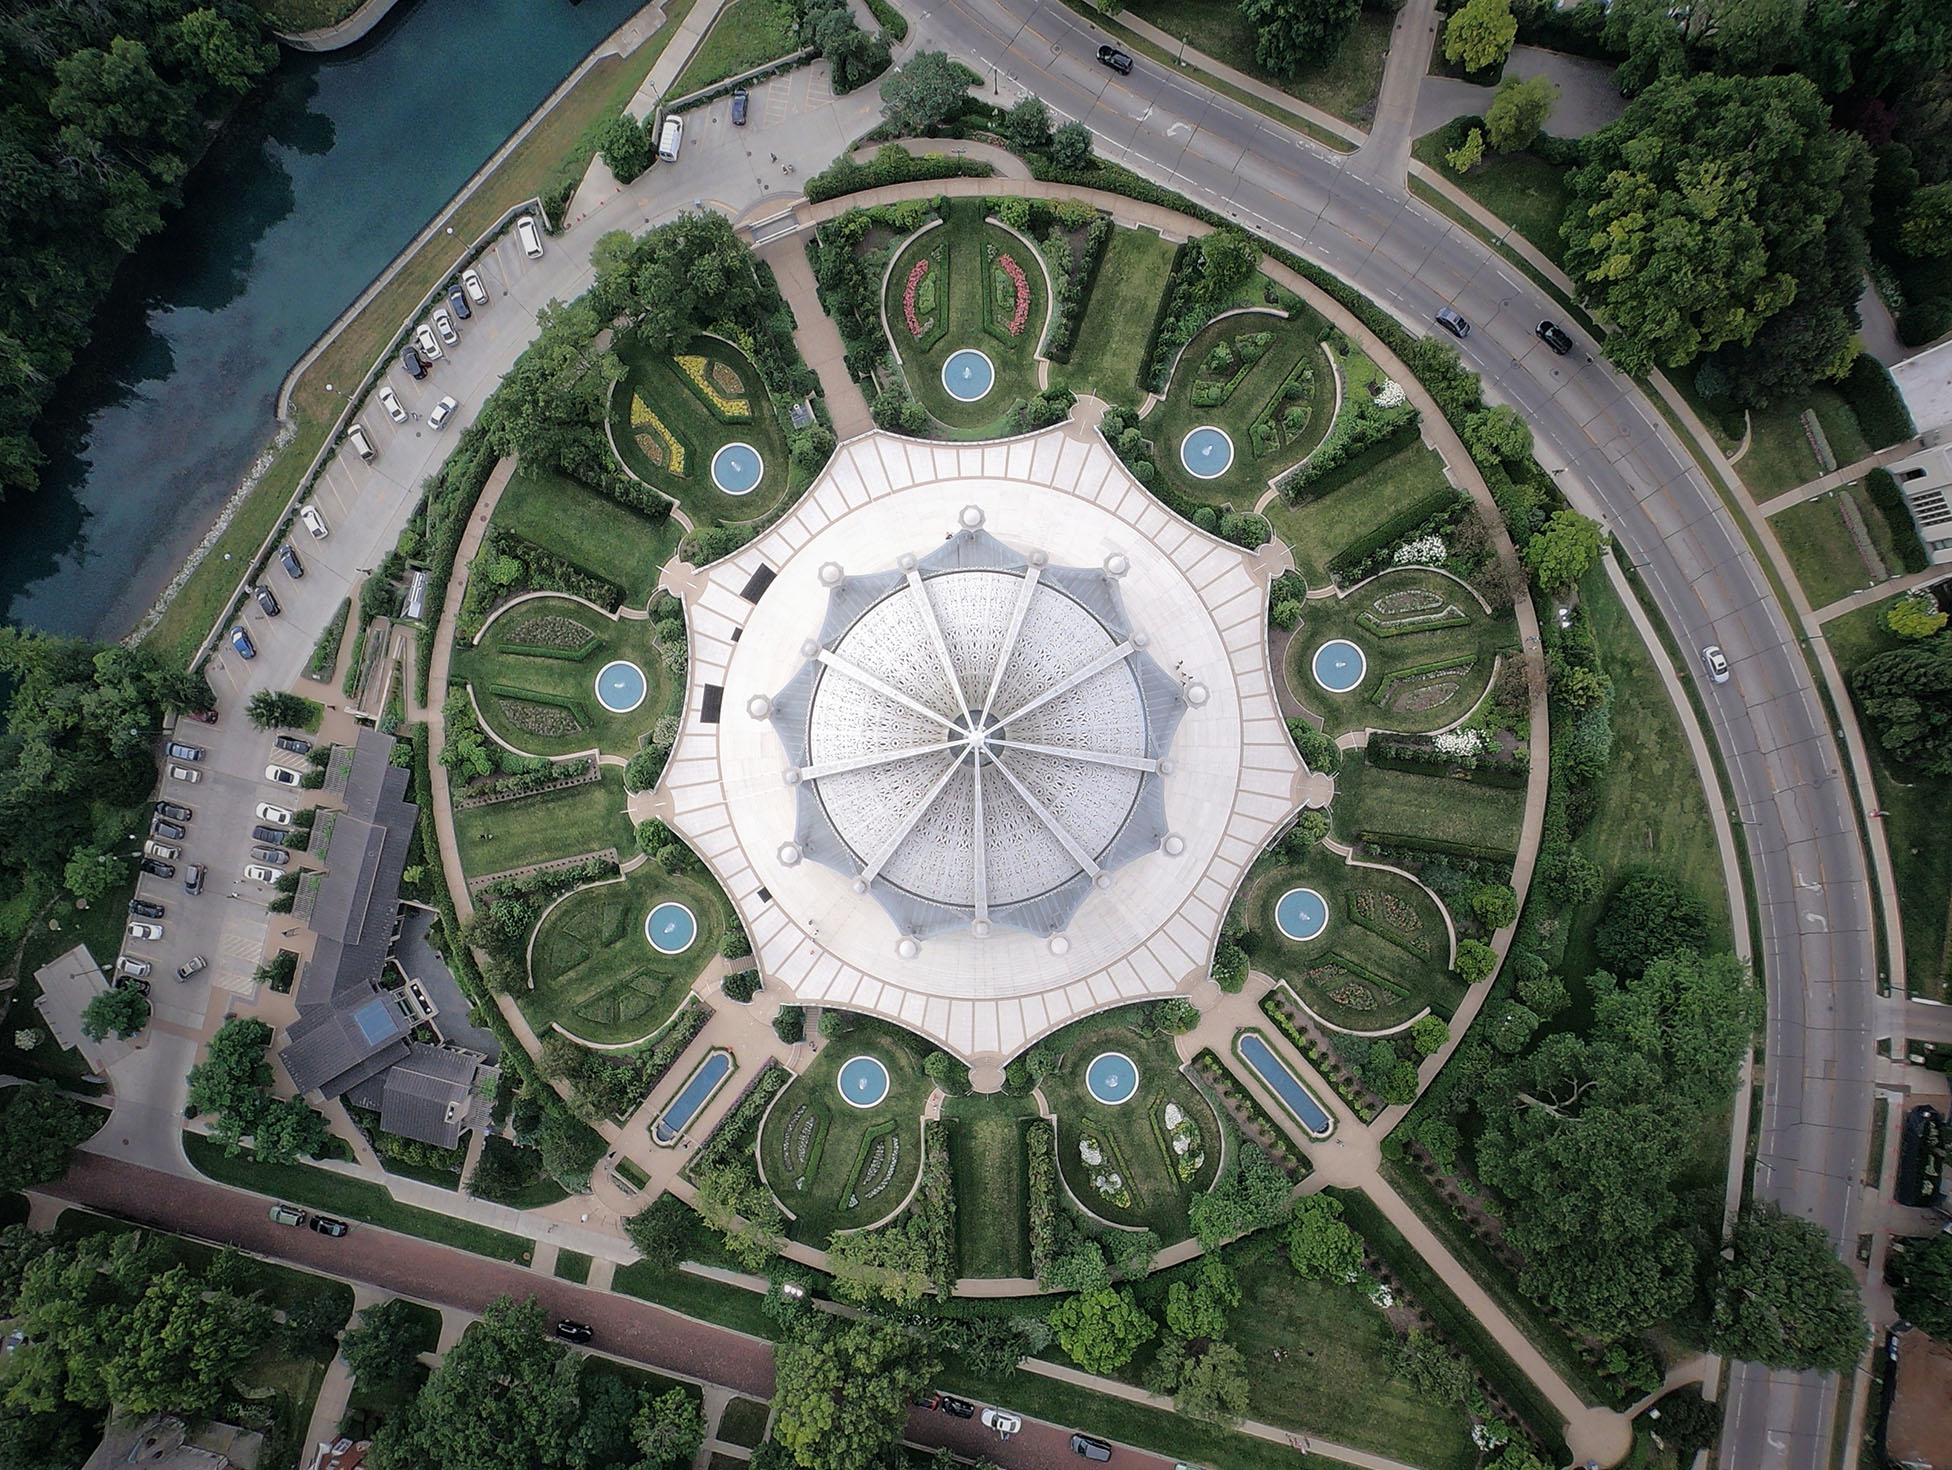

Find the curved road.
[{"left": 898, "top": 3, "right": 1875, "bottom": 1466}]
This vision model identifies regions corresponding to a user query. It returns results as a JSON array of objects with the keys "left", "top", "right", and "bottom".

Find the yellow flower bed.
[
  {"left": 675, "top": 354, "right": 751, "bottom": 418},
  {"left": 630, "top": 392, "right": 685, "bottom": 475}
]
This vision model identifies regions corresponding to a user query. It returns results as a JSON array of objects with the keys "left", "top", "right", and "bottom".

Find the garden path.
[
  {"left": 1753, "top": 443, "right": 1926, "bottom": 519},
  {"left": 1351, "top": 0, "right": 1442, "bottom": 185},
  {"left": 756, "top": 235, "right": 873, "bottom": 436}
]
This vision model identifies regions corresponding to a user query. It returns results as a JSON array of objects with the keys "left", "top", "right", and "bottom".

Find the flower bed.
[
  {"left": 903, "top": 257, "right": 932, "bottom": 338},
  {"left": 630, "top": 394, "right": 686, "bottom": 475},
  {"left": 675, "top": 355, "right": 751, "bottom": 420},
  {"left": 987, "top": 244, "right": 1030, "bottom": 336},
  {"left": 501, "top": 614, "right": 597, "bottom": 651},
  {"left": 495, "top": 695, "right": 584, "bottom": 739},
  {"left": 1078, "top": 1130, "right": 1134, "bottom": 1209},
  {"left": 1151, "top": 1098, "right": 1207, "bottom": 1183}
]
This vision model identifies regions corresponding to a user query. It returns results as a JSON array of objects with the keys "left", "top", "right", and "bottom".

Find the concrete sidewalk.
[{"left": 757, "top": 235, "right": 874, "bottom": 437}]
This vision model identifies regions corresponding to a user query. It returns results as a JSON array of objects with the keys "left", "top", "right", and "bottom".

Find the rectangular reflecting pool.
[
  {"left": 1237, "top": 1030, "right": 1334, "bottom": 1137},
  {"left": 653, "top": 1048, "right": 734, "bottom": 1146}
]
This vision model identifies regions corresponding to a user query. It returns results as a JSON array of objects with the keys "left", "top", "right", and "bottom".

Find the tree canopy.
[
  {"left": 184, "top": 1016, "right": 329, "bottom": 1165},
  {"left": 1048, "top": 1287, "right": 1157, "bottom": 1372},
  {"left": 1444, "top": 0, "right": 1518, "bottom": 74},
  {"left": 1485, "top": 75, "right": 1558, "bottom": 152},
  {"left": 1710, "top": 1205, "right": 1868, "bottom": 1372},
  {"left": 770, "top": 1319, "right": 938, "bottom": 1470},
  {"left": 0, "top": 1084, "right": 103, "bottom": 1193},
  {"left": 1893, "top": 1230, "right": 1952, "bottom": 1340},
  {"left": 1239, "top": 0, "right": 1363, "bottom": 78},
  {"left": 1523, "top": 511, "right": 1604, "bottom": 589},
  {"left": 1852, "top": 633, "right": 1952, "bottom": 773},
  {"left": 80, "top": 986, "right": 149, "bottom": 1042},
  {"left": 880, "top": 51, "right": 970, "bottom": 137}
]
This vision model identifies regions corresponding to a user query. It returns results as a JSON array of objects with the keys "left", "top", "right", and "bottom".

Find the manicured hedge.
[
  {"left": 1839, "top": 355, "right": 1916, "bottom": 450},
  {"left": 805, "top": 146, "right": 995, "bottom": 204},
  {"left": 1865, "top": 467, "right": 1930, "bottom": 574},
  {"left": 1326, "top": 487, "right": 1468, "bottom": 584}
]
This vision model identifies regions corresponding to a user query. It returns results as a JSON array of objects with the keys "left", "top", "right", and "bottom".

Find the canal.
[{"left": 0, "top": 0, "right": 641, "bottom": 642}]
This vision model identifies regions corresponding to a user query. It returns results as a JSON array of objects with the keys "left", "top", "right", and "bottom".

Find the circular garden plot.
[
  {"left": 1180, "top": 426, "right": 1235, "bottom": 479},
  {"left": 609, "top": 332, "right": 788, "bottom": 523},
  {"left": 941, "top": 348, "right": 996, "bottom": 403},
  {"left": 595, "top": 660, "right": 648, "bottom": 714},
  {"left": 645, "top": 901, "right": 698, "bottom": 954}
]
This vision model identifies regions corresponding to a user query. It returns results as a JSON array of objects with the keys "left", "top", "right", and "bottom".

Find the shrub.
[
  {"left": 1454, "top": 938, "right": 1496, "bottom": 984},
  {"left": 1211, "top": 941, "right": 1248, "bottom": 993},
  {"left": 722, "top": 970, "right": 761, "bottom": 1003},
  {"left": 1865, "top": 468, "right": 1930, "bottom": 574},
  {"left": 772, "top": 1005, "right": 805, "bottom": 1043}
]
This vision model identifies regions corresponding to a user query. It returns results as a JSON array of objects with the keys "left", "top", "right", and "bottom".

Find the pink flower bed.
[
  {"left": 903, "top": 258, "right": 930, "bottom": 338},
  {"left": 998, "top": 254, "right": 1030, "bottom": 335}
]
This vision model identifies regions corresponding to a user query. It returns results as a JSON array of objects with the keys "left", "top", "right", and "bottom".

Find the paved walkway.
[
  {"left": 1353, "top": 0, "right": 1442, "bottom": 184},
  {"left": 1753, "top": 444, "right": 1924, "bottom": 518},
  {"left": 756, "top": 235, "right": 873, "bottom": 436},
  {"left": 1809, "top": 563, "right": 1949, "bottom": 625}
]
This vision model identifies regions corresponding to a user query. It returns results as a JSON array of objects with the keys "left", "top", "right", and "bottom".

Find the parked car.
[
  {"left": 1097, "top": 42, "right": 1134, "bottom": 73},
  {"left": 280, "top": 543, "right": 305, "bottom": 579},
  {"left": 1071, "top": 1433, "right": 1113, "bottom": 1461},
  {"left": 982, "top": 1409, "right": 1021, "bottom": 1437},
  {"left": 176, "top": 955, "right": 207, "bottom": 981},
  {"left": 432, "top": 308, "right": 458, "bottom": 346},
  {"left": 151, "top": 818, "right": 186, "bottom": 841},
  {"left": 139, "top": 858, "right": 175, "bottom": 879},
  {"left": 243, "top": 864, "right": 281, "bottom": 883},
  {"left": 145, "top": 840, "right": 181, "bottom": 861},
  {"left": 184, "top": 864, "right": 205, "bottom": 896},
  {"left": 254, "top": 585, "right": 281, "bottom": 617},
  {"left": 113, "top": 974, "right": 150, "bottom": 997},
  {"left": 730, "top": 87, "right": 748, "bottom": 125},
  {"left": 937, "top": 1397, "right": 976, "bottom": 1420},
  {"left": 1535, "top": 320, "right": 1574, "bottom": 355},
  {"left": 228, "top": 626, "right": 256, "bottom": 660},
  {"left": 413, "top": 323, "right": 443, "bottom": 361},
  {"left": 251, "top": 824, "right": 289, "bottom": 845},
  {"left": 1702, "top": 644, "right": 1731, "bottom": 684},
  {"left": 378, "top": 385, "right": 407, "bottom": 423},
  {"left": 461, "top": 268, "right": 489, "bottom": 307},
  {"left": 346, "top": 423, "right": 375, "bottom": 461},
  {"left": 251, "top": 847, "right": 290, "bottom": 867},
  {"left": 1435, "top": 305, "right": 1471, "bottom": 339},
  {"left": 310, "top": 1216, "right": 349, "bottom": 1238},
  {"left": 129, "top": 899, "right": 165, "bottom": 919},
  {"left": 554, "top": 1320, "right": 594, "bottom": 1343},
  {"left": 165, "top": 741, "right": 205, "bottom": 762},
  {"left": 400, "top": 344, "right": 427, "bottom": 379},
  {"left": 428, "top": 395, "right": 458, "bottom": 430},
  {"left": 266, "top": 764, "right": 301, "bottom": 786},
  {"left": 299, "top": 505, "right": 329, "bottom": 540},
  {"left": 168, "top": 764, "right": 201, "bottom": 783},
  {"left": 128, "top": 921, "right": 164, "bottom": 941},
  {"left": 268, "top": 1204, "right": 306, "bottom": 1227},
  {"left": 447, "top": 287, "right": 471, "bottom": 322},
  {"left": 516, "top": 215, "right": 544, "bottom": 258},
  {"left": 116, "top": 957, "right": 153, "bottom": 980},
  {"left": 256, "top": 802, "right": 293, "bottom": 824},
  {"left": 187, "top": 708, "right": 219, "bottom": 725},
  {"left": 156, "top": 801, "right": 193, "bottom": 822},
  {"left": 274, "top": 735, "right": 312, "bottom": 755}
]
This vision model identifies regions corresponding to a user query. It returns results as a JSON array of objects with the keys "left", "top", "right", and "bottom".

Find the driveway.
[{"left": 1412, "top": 44, "right": 1629, "bottom": 141}]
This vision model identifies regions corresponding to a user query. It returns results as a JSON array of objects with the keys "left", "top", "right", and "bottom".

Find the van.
[
  {"left": 516, "top": 215, "right": 544, "bottom": 259},
  {"left": 657, "top": 114, "right": 683, "bottom": 163},
  {"left": 346, "top": 423, "right": 374, "bottom": 461},
  {"left": 144, "top": 840, "right": 180, "bottom": 862}
]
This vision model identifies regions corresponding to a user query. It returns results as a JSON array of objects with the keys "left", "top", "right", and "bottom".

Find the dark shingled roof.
[{"left": 376, "top": 1044, "right": 481, "bottom": 1149}]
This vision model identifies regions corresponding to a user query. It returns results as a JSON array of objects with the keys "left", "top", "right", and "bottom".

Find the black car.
[
  {"left": 139, "top": 858, "right": 176, "bottom": 879},
  {"left": 112, "top": 974, "right": 151, "bottom": 997},
  {"left": 128, "top": 899, "right": 165, "bottom": 919},
  {"left": 1096, "top": 43, "right": 1134, "bottom": 74},
  {"left": 554, "top": 1320, "right": 594, "bottom": 1343},
  {"left": 937, "top": 1397, "right": 977, "bottom": 1420},
  {"left": 400, "top": 343, "right": 427, "bottom": 379},
  {"left": 157, "top": 801, "right": 193, "bottom": 823},
  {"left": 1070, "top": 1433, "right": 1113, "bottom": 1461},
  {"left": 251, "top": 824, "right": 289, "bottom": 845},
  {"left": 251, "top": 846, "right": 291, "bottom": 867},
  {"left": 309, "top": 1215, "right": 349, "bottom": 1238},
  {"left": 152, "top": 818, "right": 187, "bottom": 841},
  {"left": 1435, "top": 306, "right": 1471, "bottom": 339},
  {"left": 280, "top": 543, "right": 305, "bottom": 579},
  {"left": 274, "top": 735, "right": 312, "bottom": 755},
  {"left": 730, "top": 87, "right": 748, "bottom": 125},
  {"left": 1535, "top": 320, "right": 1574, "bottom": 355},
  {"left": 447, "top": 286, "right": 471, "bottom": 321},
  {"left": 184, "top": 864, "right": 206, "bottom": 896},
  {"left": 254, "top": 585, "right": 281, "bottom": 617}
]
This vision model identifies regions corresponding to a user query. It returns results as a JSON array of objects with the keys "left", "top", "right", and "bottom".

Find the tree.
[
  {"left": 1173, "top": 1338, "right": 1251, "bottom": 1423},
  {"left": 881, "top": 50, "right": 969, "bottom": 136},
  {"left": 185, "top": 1016, "right": 275, "bottom": 1152},
  {"left": 1900, "top": 181, "right": 1952, "bottom": 258},
  {"left": 1454, "top": 938, "right": 1496, "bottom": 984},
  {"left": 341, "top": 1297, "right": 426, "bottom": 1385},
  {"left": 1397, "top": 1330, "right": 1471, "bottom": 1403},
  {"left": 1462, "top": 404, "right": 1533, "bottom": 467},
  {"left": 1049, "top": 119, "right": 1094, "bottom": 170},
  {"left": 1471, "top": 883, "right": 1519, "bottom": 931},
  {"left": 62, "top": 846, "right": 126, "bottom": 904},
  {"left": 1286, "top": 1195, "right": 1363, "bottom": 1281},
  {"left": 1594, "top": 869, "right": 1710, "bottom": 977},
  {"left": 826, "top": 1226, "right": 933, "bottom": 1308},
  {"left": 1524, "top": 511, "right": 1604, "bottom": 589},
  {"left": 1893, "top": 1231, "right": 1952, "bottom": 1340},
  {"left": 1445, "top": 126, "right": 1486, "bottom": 174},
  {"left": 247, "top": 689, "right": 314, "bottom": 730},
  {"left": 1004, "top": 95, "right": 1053, "bottom": 153},
  {"left": 692, "top": 1161, "right": 786, "bottom": 1269},
  {"left": 252, "top": 1094, "right": 330, "bottom": 1166},
  {"left": 1189, "top": 1145, "right": 1292, "bottom": 1249},
  {"left": 1198, "top": 229, "right": 1262, "bottom": 299},
  {"left": 80, "top": 986, "right": 148, "bottom": 1041},
  {"left": 1443, "top": 0, "right": 1518, "bottom": 73},
  {"left": 1853, "top": 634, "right": 1952, "bottom": 773},
  {"left": 771, "top": 1318, "right": 938, "bottom": 1470},
  {"left": 1886, "top": 591, "right": 1948, "bottom": 640},
  {"left": 1048, "top": 1287, "right": 1156, "bottom": 1372},
  {"left": 0, "top": 1084, "right": 100, "bottom": 1192},
  {"left": 633, "top": 1385, "right": 707, "bottom": 1467},
  {"left": 1239, "top": 0, "right": 1363, "bottom": 78},
  {"left": 1411, "top": 1015, "right": 1451, "bottom": 1057},
  {"left": 1165, "top": 1258, "right": 1240, "bottom": 1340},
  {"left": 597, "top": 114, "right": 654, "bottom": 183},
  {"left": 1710, "top": 1205, "right": 1868, "bottom": 1373},
  {"left": 1484, "top": 74, "right": 1557, "bottom": 152}
]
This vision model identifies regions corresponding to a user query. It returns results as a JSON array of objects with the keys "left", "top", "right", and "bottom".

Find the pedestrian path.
[
  {"left": 756, "top": 236, "right": 873, "bottom": 437},
  {"left": 1753, "top": 445, "right": 1925, "bottom": 518},
  {"left": 1809, "top": 563, "right": 1948, "bottom": 624}
]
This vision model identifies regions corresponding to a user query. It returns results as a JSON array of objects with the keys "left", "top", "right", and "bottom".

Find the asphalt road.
[{"left": 895, "top": 3, "right": 1877, "bottom": 1466}]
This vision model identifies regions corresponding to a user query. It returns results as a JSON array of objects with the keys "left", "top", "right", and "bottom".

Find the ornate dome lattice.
[{"left": 767, "top": 517, "right": 1187, "bottom": 940}]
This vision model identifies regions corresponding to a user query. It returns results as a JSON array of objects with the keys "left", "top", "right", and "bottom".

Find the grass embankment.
[
  {"left": 670, "top": 0, "right": 800, "bottom": 95},
  {"left": 1121, "top": 0, "right": 1391, "bottom": 126},
  {"left": 1054, "top": 226, "right": 1177, "bottom": 402},
  {"left": 1264, "top": 437, "right": 1455, "bottom": 586},
  {"left": 1768, "top": 483, "right": 1907, "bottom": 610},
  {"left": 1409, "top": 134, "right": 1571, "bottom": 267},
  {"left": 1735, "top": 388, "right": 1872, "bottom": 501},
  {"left": 492, "top": 463, "right": 683, "bottom": 608},
  {"left": 451, "top": 765, "right": 637, "bottom": 884},
  {"left": 1331, "top": 755, "right": 1526, "bottom": 863},
  {"left": 940, "top": 1092, "right": 1038, "bottom": 1278}
]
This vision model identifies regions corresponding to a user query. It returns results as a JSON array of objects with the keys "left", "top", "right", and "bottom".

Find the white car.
[
  {"left": 168, "top": 764, "right": 201, "bottom": 783},
  {"left": 981, "top": 1409, "right": 1021, "bottom": 1437},
  {"left": 243, "top": 864, "right": 281, "bottom": 883},
  {"left": 1701, "top": 645, "right": 1731, "bottom": 684},
  {"left": 378, "top": 385, "right": 407, "bottom": 423},
  {"left": 413, "top": 323, "right": 442, "bottom": 361},
  {"left": 299, "top": 505, "right": 329, "bottom": 540},
  {"left": 128, "top": 922, "right": 164, "bottom": 941},
  {"left": 516, "top": 215, "right": 544, "bottom": 258},
  {"left": 428, "top": 395, "right": 458, "bottom": 430},
  {"left": 256, "top": 802, "right": 294, "bottom": 824},
  {"left": 461, "top": 267, "right": 489, "bottom": 306},
  {"left": 432, "top": 308, "right": 458, "bottom": 346},
  {"left": 265, "top": 764, "right": 301, "bottom": 786}
]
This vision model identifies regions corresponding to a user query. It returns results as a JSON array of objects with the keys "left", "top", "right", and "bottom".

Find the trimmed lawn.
[
  {"left": 451, "top": 765, "right": 637, "bottom": 884},
  {"left": 1411, "top": 135, "right": 1571, "bottom": 265},
  {"left": 611, "top": 332, "right": 792, "bottom": 526},
  {"left": 758, "top": 1023, "right": 933, "bottom": 1242},
  {"left": 1736, "top": 389, "right": 1873, "bottom": 500},
  {"left": 452, "top": 595, "right": 677, "bottom": 759},
  {"left": 523, "top": 862, "right": 729, "bottom": 1045},
  {"left": 492, "top": 463, "right": 682, "bottom": 610},
  {"left": 715, "top": 1395, "right": 771, "bottom": 1449},
  {"left": 941, "top": 1091, "right": 1039, "bottom": 1279},
  {"left": 670, "top": 0, "right": 798, "bottom": 94},
  {"left": 1123, "top": 0, "right": 1392, "bottom": 124},
  {"left": 1238, "top": 843, "right": 1463, "bottom": 1028},
  {"left": 182, "top": 1133, "right": 536, "bottom": 1263},
  {"left": 610, "top": 1257, "right": 777, "bottom": 1337},
  {"left": 1141, "top": 303, "right": 1337, "bottom": 509},
  {"left": 1265, "top": 437, "right": 1456, "bottom": 586},
  {"left": 1058, "top": 225, "right": 1178, "bottom": 403},
  {"left": 1331, "top": 752, "right": 1526, "bottom": 864},
  {"left": 1555, "top": 570, "right": 1731, "bottom": 977},
  {"left": 1827, "top": 600, "right": 1952, "bottom": 999},
  {"left": 555, "top": 1248, "right": 593, "bottom": 1283},
  {"left": 1770, "top": 488, "right": 1893, "bottom": 609},
  {"left": 886, "top": 199, "right": 1049, "bottom": 434},
  {"left": 1282, "top": 568, "right": 1514, "bottom": 737},
  {"left": 1036, "top": 1018, "right": 1222, "bottom": 1241}
]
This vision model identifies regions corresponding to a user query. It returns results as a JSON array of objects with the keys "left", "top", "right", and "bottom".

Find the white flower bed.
[
  {"left": 1432, "top": 728, "right": 1486, "bottom": 758},
  {"left": 1375, "top": 379, "right": 1407, "bottom": 408},
  {"left": 1079, "top": 1137, "right": 1103, "bottom": 1167},
  {"left": 1392, "top": 535, "right": 1447, "bottom": 567}
]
